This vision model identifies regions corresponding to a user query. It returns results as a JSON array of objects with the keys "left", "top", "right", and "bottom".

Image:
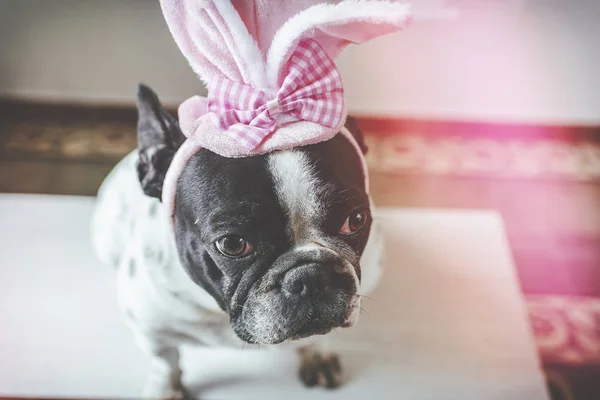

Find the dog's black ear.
[
  {"left": 136, "top": 83, "right": 186, "bottom": 199},
  {"left": 344, "top": 115, "right": 368, "bottom": 154}
]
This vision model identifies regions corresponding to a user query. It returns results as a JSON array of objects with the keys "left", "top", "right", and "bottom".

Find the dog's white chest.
[{"left": 92, "top": 152, "right": 239, "bottom": 346}]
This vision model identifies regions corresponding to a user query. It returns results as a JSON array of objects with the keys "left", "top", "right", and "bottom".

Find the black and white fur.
[{"left": 91, "top": 85, "right": 383, "bottom": 399}]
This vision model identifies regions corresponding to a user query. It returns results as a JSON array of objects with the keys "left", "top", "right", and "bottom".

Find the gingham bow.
[{"left": 207, "top": 39, "right": 344, "bottom": 150}]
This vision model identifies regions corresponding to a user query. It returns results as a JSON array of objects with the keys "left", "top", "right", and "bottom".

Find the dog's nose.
[{"left": 282, "top": 263, "right": 331, "bottom": 299}]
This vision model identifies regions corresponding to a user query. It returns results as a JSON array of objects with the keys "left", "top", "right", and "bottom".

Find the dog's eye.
[
  {"left": 215, "top": 235, "right": 253, "bottom": 258},
  {"left": 339, "top": 208, "right": 369, "bottom": 235}
]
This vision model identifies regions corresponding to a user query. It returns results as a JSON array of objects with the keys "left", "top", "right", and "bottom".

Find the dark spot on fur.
[
  {"left": 125, "top": 309, "right": 135, "bottom": 322},
  {"left": 129, "top": 259, "right": 136, "bottom": 278},
  {"left": 112, "top": 254, "right": 121, "bottom": 269},
  {"left": 170, "top": 291, "right": 181, "bottom": 299},
  {"left": 143, "top": 246, "right": 157, "bottom": 263},
  {"left": 143, "top": 245, "right": 165, "bottom": 265},
  {"left": 148, "top": 202, "right": 159, "bottom": 217}
]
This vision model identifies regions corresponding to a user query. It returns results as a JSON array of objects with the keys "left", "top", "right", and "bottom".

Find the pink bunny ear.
[
  {"left": 159, "top": 0, "right": 267, "bottom": 87},
  {"left": 232, "top": 0, "right": 321, "bottom": 55},
  {"left": 266, "top": 1, "right": 412, "bottom": 87}
]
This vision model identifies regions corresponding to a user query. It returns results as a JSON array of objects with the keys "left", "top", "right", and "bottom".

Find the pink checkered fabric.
[{"left": 207, "top": 38, "right": 344, "bottom": 150}]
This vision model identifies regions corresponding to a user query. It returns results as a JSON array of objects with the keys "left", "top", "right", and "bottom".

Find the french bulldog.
[{"left": 91, "top": 84, "right": 383, "bottom": 399}]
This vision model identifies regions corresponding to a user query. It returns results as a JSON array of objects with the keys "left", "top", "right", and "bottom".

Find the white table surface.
[{"left": 0, "top": 194, "right": 549, "bottom": 400}]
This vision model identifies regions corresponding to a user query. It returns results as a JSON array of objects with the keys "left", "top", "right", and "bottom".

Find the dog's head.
[{"left": 136, "top": 85, "right": 371, "bottom": 345}]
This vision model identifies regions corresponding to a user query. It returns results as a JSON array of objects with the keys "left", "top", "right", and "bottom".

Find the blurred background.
[{"left": 0, "top": 0, "right": 599, "bottom": 399}]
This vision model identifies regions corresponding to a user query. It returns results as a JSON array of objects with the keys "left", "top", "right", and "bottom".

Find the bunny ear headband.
[{"left": 159, "top": 0, "right": 412, "bottom": 220}]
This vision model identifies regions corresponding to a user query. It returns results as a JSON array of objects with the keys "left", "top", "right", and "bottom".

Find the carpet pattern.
[
  {"left": 1, "top": 119, "right": 136, "bottom": 162},
  {"left": 365, "top": 134, "right": 600, "bottom": 182},
  {"left": 529, "top": 295, "right": 600, "bottom": 365}
]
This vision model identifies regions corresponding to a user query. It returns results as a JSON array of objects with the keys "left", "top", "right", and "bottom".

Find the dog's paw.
[
  {"left": 299, "top": 350, "right": 343, "bottom": 389},
  {"left": 162, "top": 386, "right": 194, "bottom": 400},
  {"left": 145, "top": 385, "right": 194, "bottom": 400},
  {"left": 143, "top": 370, "right": 195, "bottom": 400}
]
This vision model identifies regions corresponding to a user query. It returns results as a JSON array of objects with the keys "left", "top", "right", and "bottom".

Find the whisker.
[
  {"left": 353, "top": 304, "right": 371, "bottom": 317},
  {"left": 358, "top": 294, "right": 376, "bottom": 302}
]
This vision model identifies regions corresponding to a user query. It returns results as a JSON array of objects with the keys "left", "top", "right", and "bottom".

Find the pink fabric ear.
[
  {"left": 232, "top": 0, "right": 320, "bottom": 56},
  {"left": 266, "top": 1, "right": 412, "bottom": 86},
  {"left": 159, "top": 0, "right": 267, "bottom": 87}
]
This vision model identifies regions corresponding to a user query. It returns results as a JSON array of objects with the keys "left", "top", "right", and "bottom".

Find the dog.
[{"left": 91, "top": 84, "right": 384, "bottom": 399}]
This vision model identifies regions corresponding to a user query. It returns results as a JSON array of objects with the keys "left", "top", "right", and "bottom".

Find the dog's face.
[{"left": 136, "top": 85, "right": 371, "bottom": 345}]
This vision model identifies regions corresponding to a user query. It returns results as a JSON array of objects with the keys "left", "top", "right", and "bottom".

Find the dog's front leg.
[
  {"left": 298, "top": 338, "right": 343, "bottom": 389},
  {"left": 141, "top": 345, "right": 190, "bottom": 400}
]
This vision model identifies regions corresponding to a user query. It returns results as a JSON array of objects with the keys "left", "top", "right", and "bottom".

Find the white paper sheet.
[{"left": 0, "top": 194, "right": 549, "bottom": 399}]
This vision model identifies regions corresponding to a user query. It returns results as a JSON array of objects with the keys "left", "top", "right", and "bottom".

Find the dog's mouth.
[
  {"left": 289, "top": 320, "right": 340, "bottom": 341},
  {"left": 257, "top": 314, "right": 350, "bottom": 344},
  {"left": 234, "top": 293, "right": 359, "bottom": 345},
  {"left": 291, "top": 298, "right": 360, "bottom": 340}
]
